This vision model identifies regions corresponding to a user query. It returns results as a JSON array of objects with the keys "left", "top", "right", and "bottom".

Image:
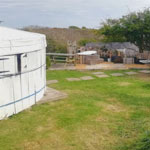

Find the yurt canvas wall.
[{"left": 0, "top": 27, "right": 47, "bottom": 120}]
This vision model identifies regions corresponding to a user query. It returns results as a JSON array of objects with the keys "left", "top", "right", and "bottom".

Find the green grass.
[{"left": 0, "top": 70, "right": 150, "bottom": 150}]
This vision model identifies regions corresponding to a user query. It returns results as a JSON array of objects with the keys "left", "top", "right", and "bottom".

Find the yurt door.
[
  {"left": 20, "top": 53, "right": 30, "bottom": 109},
  {"left": 21, "top": 53, "right": 28, "bottom": 72}
]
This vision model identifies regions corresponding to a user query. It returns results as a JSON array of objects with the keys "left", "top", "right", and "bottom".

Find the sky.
[{"left": 0, "top": 0, "right": 150, "bottom": 29}]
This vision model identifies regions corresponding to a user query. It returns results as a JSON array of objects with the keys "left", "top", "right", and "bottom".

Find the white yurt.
[{"left": 0, "top": 27, "right": 47, "bottom": 120}]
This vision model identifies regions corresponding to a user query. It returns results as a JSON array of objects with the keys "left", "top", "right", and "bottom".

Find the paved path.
[
  {"left": 67, "top": 76, "right": 94, "bottom": 81},
  {"left": 92, "top": 72, "right": 105, "bottom": 75},
  {"left": 38, "top": 87, "right": 67, "bottom": 104},
  {"left": 49, "top": 63, "right": 150, "bottom": 71},
  {"left": 50, "top": 63, "right": 128, "bottom": 70},
  {"left": 66, "top": 78, "right": 81, "bottom": 81},
  {"left": 111, "top": 73, "right": 124, "bottom": 76},
  {"left": 47, "top": 80, "right": 58, "bottom": 85},
  {"left": 66, "top": 70, "right": 144, "bottom": 82},
  {"left": 95, "top": 74, "right": 109, "bottom": 78},
  {"left": 80, "top": 76, "right": 94, "bottom": 80},
  {"left": 125, "top": 72, "right": 138, "bottom": 75},
  {"left": 139, "top": 70, "right": 150, "bottom": 74}
]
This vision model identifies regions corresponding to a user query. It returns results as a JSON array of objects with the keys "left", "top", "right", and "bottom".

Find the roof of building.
[{"left": 86, "top": 42, "right": 139, "bottom": 52}]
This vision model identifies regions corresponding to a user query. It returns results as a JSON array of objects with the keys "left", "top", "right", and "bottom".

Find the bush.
[
  {"left": 46, "top": 56, "right": 51, "bottom": 69},
  {"left": 82, "top": 26, "right": 87, "bottom": 30},
  {"left": 55, "top": 44, "right": 67, "bottom": 53},
  {"left": 46, "top": 38, "right": 67, "bottom": 53}
]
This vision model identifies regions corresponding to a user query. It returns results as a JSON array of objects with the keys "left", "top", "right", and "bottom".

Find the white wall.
[{"left": 0, "top": 48, "right": 46, "bottom": 120}]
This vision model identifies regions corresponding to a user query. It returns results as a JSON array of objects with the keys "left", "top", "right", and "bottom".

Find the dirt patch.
[
  {"left": 75, "top": 64, "right": 86, "bottom": 70},
  {"left": 105, "top": 104, "right": 126, "bottom": 112},
  {"left": 138, "top": 93, "right": 150, "bottom": 98},
  {"left": 126, "top": 64, "right": 150, "bottom": 69},
  {"left": 96, "top": 116, "right": 109, "bottom": 122},
  {"left": 97, "top": 98, "right": 128, "bottom": 113},
  {"left": 22, "top": 131, "right": 69, "bottom": 150},
  {"left": 119, "top": 82, "right": 131, "bottom": 87},
  {"left": 140, "top": 106, "right": 150, "bottom": 113},
  {"left": 75, "top": 125, "right": 118, "bottom": 150},
  {"left": 136, "top": 73, "right": 150, "bottom": 82},
  {"left": 36, "top": 118, "right": 56, "bottom": 133},
  {"left": 107, "top": 98, "right": 118, "bottom": 103},
  {"left": 23, "top": 141, "right": 41, "bottom": 150},
  {"left": 65, "top": 89, "right": 85, "bottom": 95}
]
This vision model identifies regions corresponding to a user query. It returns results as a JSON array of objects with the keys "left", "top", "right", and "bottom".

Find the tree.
[
  {"left": 46, "top": 38, "right": 67, "bottom": 53},
  {"left": 82, "top": 26, "right": 87, "bottom": 30},
  {"left": 69, "top": 26, "right": 80, "bottom": 29},
  {"left": 99, "top": 20, "right": 126, "bottom": 42},
  {"left": 99, "top": 8, "right": 150, "bottom": 52}
]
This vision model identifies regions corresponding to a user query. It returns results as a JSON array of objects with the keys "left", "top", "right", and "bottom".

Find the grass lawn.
[{"left": 0, "top": 70, "right": 150, "bottom": 150}]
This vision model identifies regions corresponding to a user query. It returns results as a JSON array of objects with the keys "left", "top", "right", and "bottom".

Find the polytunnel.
[{"left": 0, "top": 26, "right": 47, "bottom": 120}]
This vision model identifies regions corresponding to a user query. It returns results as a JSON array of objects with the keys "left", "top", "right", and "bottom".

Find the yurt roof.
[
  {"left": 0, "top": 26, "right": 46, "bottom": 56},
  {"left": 0, "top": 26, "right": 45, "bottom": 41}
]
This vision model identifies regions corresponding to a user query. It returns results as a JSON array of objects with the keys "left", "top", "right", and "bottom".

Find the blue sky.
[{"left": 0, "top": 0, "right": 150, "bottom": 28}]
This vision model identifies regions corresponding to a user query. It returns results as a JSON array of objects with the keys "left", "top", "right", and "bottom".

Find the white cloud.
[{"left": 0, "top": 0, "right": 150, "bottom": 28}]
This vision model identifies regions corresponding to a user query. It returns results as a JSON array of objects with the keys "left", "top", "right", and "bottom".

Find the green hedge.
[{"left": 46, "top": 56, "right": 51, "bottom": 69}]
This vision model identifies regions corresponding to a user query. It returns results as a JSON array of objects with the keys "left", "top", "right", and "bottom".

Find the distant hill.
[
  {"left": 24, "top": 26, "right": 101, "bottom": 45},
  {"left": 23, "top": 26, "right": 101, "bottom": 53}
]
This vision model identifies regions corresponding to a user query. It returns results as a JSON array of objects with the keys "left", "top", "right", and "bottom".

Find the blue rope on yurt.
[{"left": 0, "top": 86, "right": 46, "bottom": 108}]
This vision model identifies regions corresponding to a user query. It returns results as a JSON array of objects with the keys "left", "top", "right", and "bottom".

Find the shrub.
[
  {"left": 46, "top": 38, "right": 67, "bottom": 53},
  {"left": 46, "top": 56, "right": 51, "bottom": 69}
]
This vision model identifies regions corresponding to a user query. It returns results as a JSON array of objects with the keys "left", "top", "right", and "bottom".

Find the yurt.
[{"left": 0, "top": 27, "right": 47, "bottom": 120}]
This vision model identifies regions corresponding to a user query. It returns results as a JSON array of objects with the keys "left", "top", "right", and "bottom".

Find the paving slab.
[
  {"left": 80, "top": 76, "right": 94, "bottom": 80},
  {"left": 125, "top": 72, "right": 138, "bottom": 75},
  {"left": 92, "top": 72, "right": 105, "bottom": 75},
  {"left": 66, "top": 78, "right": 81, "bottom": 81},
  {"left": 47, "top": 80, "right": 58, "bottom": 85},
  {"left": 38, "top": 87, "right": 67, "bottom": 104},
  {"left": 96, "top": 74, "right": 109, "bottom": 78},
  {"left": 139, "top": 70, "right": 150, "bottom": 74},
  {"left": 111, "top": 73, "right": 124, "bottom": 77}
]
